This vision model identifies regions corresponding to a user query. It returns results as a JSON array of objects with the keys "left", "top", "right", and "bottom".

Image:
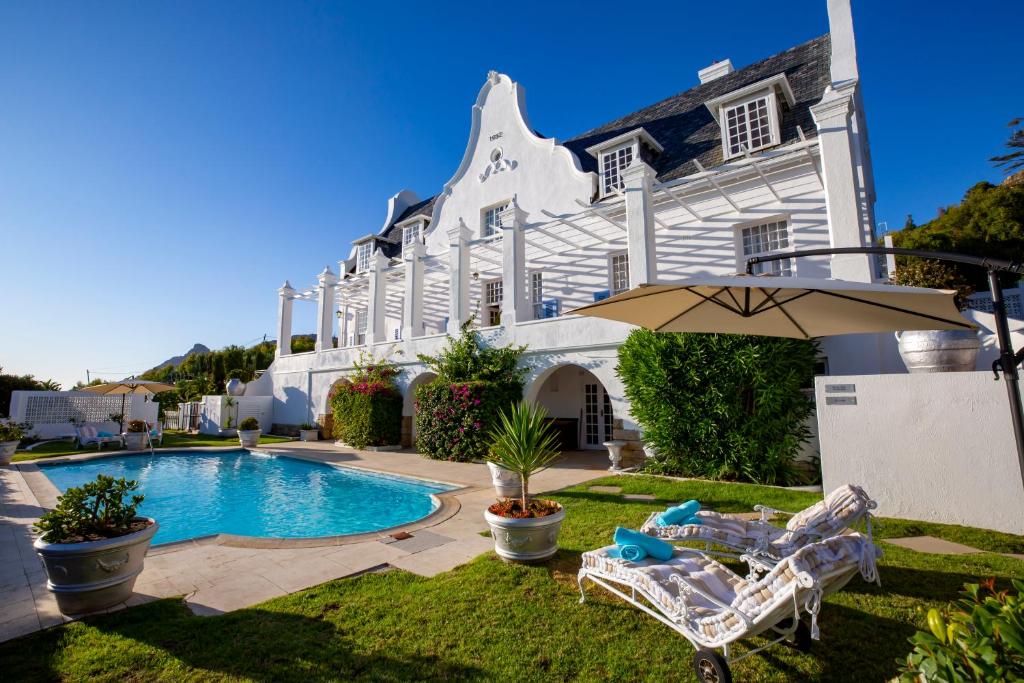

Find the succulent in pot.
[
  {"left": 484, "top": 402, "right": 565, "bottom": 563},
  {"left": 238, "top": 416, "right": 261, "bottom": 448},
  {"left": 123, "top": 419, "right": 149, "bottom": 450},
  {"left": 34, "top": 474, "right": 158, "bottom": 614},
  {"left": 0, "top": 421, "right": 29, "bottom": 465},
  {"left": 298, "top": 422, "right": 320, "bottom": 442}
]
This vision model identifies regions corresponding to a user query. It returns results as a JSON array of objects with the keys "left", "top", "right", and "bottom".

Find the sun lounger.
[
  {"left": 148, "top": 421, "right": 163, "bottom": 446},
  {"left": 75, "top": 424, "right": 124, "bottom": 450},
  {"left": 578, "top": 532, "right": 880, "bottom": 683},
  {"left": 640, "top": 484, "right": 876, "bottom": 575}
]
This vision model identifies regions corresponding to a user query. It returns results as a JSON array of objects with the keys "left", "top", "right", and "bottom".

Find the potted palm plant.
[
  {"left": 484, "top": 402, "right": 565, "bottom": 563},
  {"left": 298, "top": 422, "right": 320, "bottom": 442},
  {"left": 34, "top": 475, "right": 157, "bottom": 614},
  {"left": 238, "top": 417, "right": 261, "bottom": 448},
  {"left": 0, "top": 421, "right": 28, "bottom": 465},
  {"left": 123, "top": 420, "right": 149, "bottom": 450}
]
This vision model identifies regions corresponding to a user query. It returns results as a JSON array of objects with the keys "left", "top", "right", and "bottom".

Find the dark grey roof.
[
  {"left": 371, "top": 35, "right": 831, "bottom": 249},
  {"left": 564, "top": 34, "right": 831, "bottom": 183}
]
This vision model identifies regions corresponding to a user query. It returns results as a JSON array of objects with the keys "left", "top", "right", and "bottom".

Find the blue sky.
[{"left": 1, "top": 1, "right": 1021, "bottom": 389}]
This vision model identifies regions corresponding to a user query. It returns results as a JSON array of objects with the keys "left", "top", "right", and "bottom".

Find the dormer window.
[
  {"left": 401, "top": 219, "right": 425, "bottom": 257},
  {"left": 482, "top": 201, "right": 510, "bottom": 238},
  {"left": 585, "top": 128, "right": 663, "bottom": 199},
  {"left": 356, "top": 242, "right": 374, "bottom": 273},
  {"left": 704, "top": 74, "right": 794, "bottom": 161}
]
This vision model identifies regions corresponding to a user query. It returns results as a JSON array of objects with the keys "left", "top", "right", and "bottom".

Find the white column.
[
  {"left": 622, "top": 159, "right": 658, "bottom": 288},
  {"left": 314, "top": 266, "right": 338, "bottom": 352},
  {"left": 402, "top": 241, "right": 425, "bottom": 340},
  {"left": 276, "top": 281, "right": 296, "bottom": 358},
  {"left": 500, "top": 202, "right": 529, "bottom": 326},
  {"left": 366, "top": 250, "right": 388, "bottom": 346},
  {"left": 447, "top": 220, "right": 471, "bottom": 334},
  {"left": 339, "top": 299, "right": 350, "bottom": 348},
  {"left": 810, "top": 83, "right": 873, "bottom": 282}
]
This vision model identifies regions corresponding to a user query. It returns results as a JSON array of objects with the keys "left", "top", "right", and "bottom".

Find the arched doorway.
[
  {"left": 526, "top": 364, "right": 613, "bottom": 451},
  {"left": 403, "top": 372, "right": 438, "bottom": 447}
]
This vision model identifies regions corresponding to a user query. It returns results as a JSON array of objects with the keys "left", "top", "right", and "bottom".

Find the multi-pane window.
[
  {"left": 741, "top": 219, "right": 792, "bottom": 276},
  {"left": 402, "top": 222, "right": 422, "bottom": 256},
  {"left": 483, "top": 278, "right": 503, "bottom": 326},
  {"left": 724, "top": 96, "right": 773, "bottom": 156},
  {"left": 482, "top": 202, "right": 510, "bottom": 237},
  {"left": 601, "top": 144, "right": 634, "bottom": 196},
  {"left": 610, "top": 253, "right": 630, "bottom": 295},
  {"left": 355, "top": 309, "right": 368, "bottom": 345},
  {"left": 530, "top": 272, "right": 544, "bottom": 319},
  {"left": 357, "top": 242, "right": 373, "bottom": 273}
]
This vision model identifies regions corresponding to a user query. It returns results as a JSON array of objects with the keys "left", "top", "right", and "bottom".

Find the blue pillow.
[{"left": 97, "top": 431, "right": 113, "bottom": 438}]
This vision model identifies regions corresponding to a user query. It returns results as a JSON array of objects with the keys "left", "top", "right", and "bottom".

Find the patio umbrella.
[
  {"left": 81, "top": 378, "right": 176, "bottom": 432},
  {"left": 569, "top": 275, "right": 972, "bottom": 339}
]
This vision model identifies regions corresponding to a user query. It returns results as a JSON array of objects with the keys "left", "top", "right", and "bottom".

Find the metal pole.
[{"left": 987, "top": 270, "right": 1024, "bottom": 482}]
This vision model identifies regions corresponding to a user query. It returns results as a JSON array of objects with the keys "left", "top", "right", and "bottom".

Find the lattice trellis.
[{"left": 24, "top": 395, "right": 134, "bottom": 425}]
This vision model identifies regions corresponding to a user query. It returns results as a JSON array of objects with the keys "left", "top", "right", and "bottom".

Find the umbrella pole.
[
  {"left": 119, "top": 394, "right": 126, "bottom": 434},
  {"left": 987, "top": 271, "right": 1024, "bottom": 485}
]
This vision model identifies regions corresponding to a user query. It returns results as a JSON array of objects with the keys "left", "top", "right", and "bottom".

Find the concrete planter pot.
[
  {"left": 484, "top": 505, "right": 565, "bottom": 563},
  {"left": 486, "top": 462, "right": 522, "bottom": 498},
  {"left": 34, "top": 518, "right": 158, "bottom": 615},
  {"left": 123, "top": 432, "right": 147, "bottom": 450},
  {"left": 896, "top": 329, "right": 981, "bottom": 373},
  {"left": 299, "top": 429, "right": 319, "bottom": 442},
  {"left": 238, "top": 429, "right": 260, "bottom": 448},
  {"left": 0, "top": 440, "right": 18, "bottom": 465}
]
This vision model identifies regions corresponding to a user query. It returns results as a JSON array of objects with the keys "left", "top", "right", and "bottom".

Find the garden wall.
[{"left": 816, "top": 371, "right": 1024, "bottom": 535}]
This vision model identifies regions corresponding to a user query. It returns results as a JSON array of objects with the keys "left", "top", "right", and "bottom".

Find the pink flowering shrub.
[
  {"left": 415, "top": 380, "right": 522, "bottom": 462},
  {"left": 330, "top": 353, "right": 403, "bottom": 448}
]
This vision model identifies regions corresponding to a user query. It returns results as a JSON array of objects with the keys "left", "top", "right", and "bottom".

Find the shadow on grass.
[{"left": 4, "top": 598, "right": 484, "bottom": 683}]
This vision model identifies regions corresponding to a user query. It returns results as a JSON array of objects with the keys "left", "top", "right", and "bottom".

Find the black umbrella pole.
[{"left": 988, "top": 270, "right": 1024, "bottom": 490}]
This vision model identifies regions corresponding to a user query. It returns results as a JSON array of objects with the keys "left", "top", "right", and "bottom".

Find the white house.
[{"left": 244, "top": 0, "right": 890, "bottom": 459}]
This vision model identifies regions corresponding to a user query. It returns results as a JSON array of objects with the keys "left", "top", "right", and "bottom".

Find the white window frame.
[
  {"left": 719, "top": 91, "right": 780, "bottom": 160},
  {"left": 482, "top": 277, "right": 503, "bottom": 326},
  {"left": 482, "top": 201, "right": 510, "bottom": 238},
  {"left": 609, "top": 252, "right": 630, "bottom": 295},
  {"left": 735, "top": 217, "right": 793, "bottom": 276},
  {"left": 599, "top": 142, "right": 636, "bottom": 197},
  {"left": 354, "top": 309, "right": 368, "bottom": 345},
  {"left": 356, "top": 242, "right": 374, "bottom": 274},
  {"left": 530, "top": 271, "right": 544, "bottom": 320},
  {"left": 401, "top": 220, "right": 424, "bottom": 257}
]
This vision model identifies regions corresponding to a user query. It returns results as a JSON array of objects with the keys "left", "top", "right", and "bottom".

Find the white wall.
[
  {"left": 9, "top": 391, "right": 158, "bottom": 439},
  {"left": 199, "top": 395, "right": 273, "bottom": 435},
  {"left": 816, "top": 371, "right": 1024, "bottom": 534}
]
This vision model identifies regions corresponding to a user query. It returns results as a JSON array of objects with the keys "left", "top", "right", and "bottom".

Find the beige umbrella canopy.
[
  {"left": 570, "top": 275, "right": 973, "bottom": 339},
  {"left": 81, "top": 379, "right": 176, "bottom": 432}
]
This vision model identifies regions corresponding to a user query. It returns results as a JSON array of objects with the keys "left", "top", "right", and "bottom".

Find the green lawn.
[
  {"left": 3, "top": 475, "right": 1022, "bottom": 681},
  {"left": 12, "top": 431, "right": 293, "bottom": 463}
]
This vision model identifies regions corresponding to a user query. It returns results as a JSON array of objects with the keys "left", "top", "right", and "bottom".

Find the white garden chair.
[
  {"left": 578, "top": 532, "right": 880, "bottom": 683},
  {"left": 75, "top": 424, "right": 124, "bottom": 450},
  {"left": 640, "top": 484, "right": 877, "bottom": 576}
]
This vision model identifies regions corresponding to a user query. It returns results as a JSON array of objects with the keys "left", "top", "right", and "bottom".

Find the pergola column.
[
  {"left": 276, "top": 281, "right": 296, "bottom": 358},
  {"left": 402, "top": 241, "right": 425, "bottom": 340},
  {"left": 500, "top": 202, "right": 529, "bottom": 326},
  {"left": 315, "top": 266, "right": 338, "bottom": 352},
  {"left": 447, "top": 220, "right": 471, "bottom": 334},
  {"left": 810, "top": 82, "right": 874, "bottom": 282},
  {"left": 338, "top": 298, "right": 350, "bottom": 348},
  {"left": 622, "top": 158, "right": 658, "bottom": 288},
  {"left": 366, "top": 251, "right": 388, "bottom": 346}
]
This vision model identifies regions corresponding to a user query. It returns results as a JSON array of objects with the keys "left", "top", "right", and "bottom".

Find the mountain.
[{"left": 151, "top": 343, "right": 211, "bottom": 372}]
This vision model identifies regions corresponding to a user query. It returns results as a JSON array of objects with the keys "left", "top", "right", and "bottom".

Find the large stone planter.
[
  {"left": 123, "top": 432, "right": 147, "bottom": 450},
  {"left": 897, "top": 329, "right": 980, "bottom": 373},
  {"left": 238, "top": 429, "right": 260, "bottom": 448},
  {"left": 34, "top": 518, "right": 158, "bottom": 615},
  {"left": 299, "top": 429, "right": 319, "bottom": 442},
  {"left": 0, "top": 440, "right": 18, "bottom": 465},
  {"left": 486, "top": 462, "right": 522, "bottom": 498},
  {"left": 484, "top": 505, "right": 565, "bottom": 563}
]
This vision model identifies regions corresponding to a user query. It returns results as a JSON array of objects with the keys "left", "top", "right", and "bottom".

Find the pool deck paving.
[{"left": 0, "top": 441, "right": 609, "bottom": 641}]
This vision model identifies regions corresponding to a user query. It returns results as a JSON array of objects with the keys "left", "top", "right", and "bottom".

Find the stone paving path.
[
  {"left": 886, "top": 535, "right": 1024, "bottom": 561},
  {"left": 0, "top": 444, "right": 609, "bottom": 642}
]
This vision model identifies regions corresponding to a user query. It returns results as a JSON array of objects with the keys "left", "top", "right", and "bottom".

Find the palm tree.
[
  {"left": 39, "top": 379, "right": 62, "bottom": 391},
  {"left": 991, "top": 118, "right": 1024, "bottom": 174},
  {"left": 487, "top": 402, "right": 561, "bottom": 511}
]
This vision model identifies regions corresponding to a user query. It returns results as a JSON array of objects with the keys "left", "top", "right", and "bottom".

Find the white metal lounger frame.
[{"left": 576, "top": 556, "right": 860, "bottom": 665}]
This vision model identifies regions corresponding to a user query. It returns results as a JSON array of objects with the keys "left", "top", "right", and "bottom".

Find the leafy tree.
[
  {"left": 892, "top": 258, "right": 974, "bottom": 308},
  {"left": 416, "top": 318, "right": 528, "bottom": 388},
  {"left": 991, "top": 117, "right": 1024, "bottom": 174},
  {"left": 291, "top": 335, "right": 315, "bottom": 354},
  {"left": 0, "top": 367, "right": 43, "bottom": 417}
]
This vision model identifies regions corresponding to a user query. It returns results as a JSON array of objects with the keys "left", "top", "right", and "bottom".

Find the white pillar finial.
[
  {"left": 623, "top": 158, "right": 658, "bottom": 288},
  {"left": 402, "top": 241, "right": 425, "bottom": 340},
  {"left": 315, "top": 267, "right": 339, "bottom": 352},
  {"left": 447, "top": 220, "right": 472, "bottom": 334},
  {"left": 500, "top": 202, "right": 529, "bottom": 327},
  {"left": 366, "top": 251, "right": 389, "bottom": 346}
]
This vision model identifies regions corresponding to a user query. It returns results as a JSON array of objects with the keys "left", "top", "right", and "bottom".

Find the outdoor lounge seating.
[
  {"left": 640, "top": 484, "right": 877, "bottom": 575},
  {"left": 75, "top": 423, "right": 124, "bottom": 450},
  {"left": 148, "top": 421, "right": 164, "bottom": 446},
  {"left": 578, "top": 532, "right": 881, "bottom": 683}
]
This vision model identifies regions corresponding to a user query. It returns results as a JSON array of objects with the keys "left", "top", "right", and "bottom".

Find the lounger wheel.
[{"left": 692, "top": 649, "right": 732, "bottom": 683}]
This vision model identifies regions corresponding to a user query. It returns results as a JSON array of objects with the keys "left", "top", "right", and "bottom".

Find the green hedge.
[
  {"left": 415, "top": 380, "right": 522, "bottom": 462},
  {"left": 617, "top": 329, "right": 816, "bottom": 485},
  {"left": 331, "top": 386, "right": 402, "bottom": 449}
]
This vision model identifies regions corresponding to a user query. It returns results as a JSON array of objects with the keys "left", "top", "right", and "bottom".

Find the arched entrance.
[
  {"left": 526, "top": 364, "right": 613, "bottom": 451},
  {"left": 403, "top": 372, "right": 438, "bottom": 447}
]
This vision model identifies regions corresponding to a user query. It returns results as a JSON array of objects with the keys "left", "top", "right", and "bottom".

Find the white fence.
[
  {"left": 8, "top": 391, "right": 159, "bottom": 439},
  {"left": 198, "top": 395, "right": 273, "bottom": 435},
  {"left": 966, "top": 287, "right": 1023, "bottom": 319}
]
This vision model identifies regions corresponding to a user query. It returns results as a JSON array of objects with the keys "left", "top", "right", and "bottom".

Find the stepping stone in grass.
[
  {"left": 622, "top": 494, "right": 657, "bottom": 501},
  {"left": 886, "top": 536, "right": 982, "bottom": 555},
  {"left": 589, "top": 486, "right": 622, "bottom": 494}
]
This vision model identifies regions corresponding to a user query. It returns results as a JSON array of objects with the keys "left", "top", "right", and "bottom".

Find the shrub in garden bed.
[{"left": 331, "top": 353, "right": 403, "bottom": 449}]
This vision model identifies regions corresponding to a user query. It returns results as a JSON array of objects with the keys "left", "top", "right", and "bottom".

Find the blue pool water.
[{"left": 40, "top": 450, "right": 454, "bottom": 545}]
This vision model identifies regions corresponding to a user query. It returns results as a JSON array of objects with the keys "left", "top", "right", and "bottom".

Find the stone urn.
[
  {"left": 123, "top": 431, "right": 147, "bottom": 450},
  {"left": 225, "top": 379, "right": 246, "bottom": 397},
  {"left": 896, "top": 329, "right": 980, "bottom": 373},
  {"left": 238, "top": 429, "right": 261, "bottom": 448},
  {"left": 0, "top": 441, "right": 18, "bottom": 465},
  {"left": 486, "top": 462, "right": 522, "bottom": 498},
  {"left": 484, "top": 505, "right": 565, "bottom": 563},
  {"left": 603, "top": 440, "right": 627, "bottom": 471},
  {"left": 34, "top": 518, "right": 158, "bottom": 615}
]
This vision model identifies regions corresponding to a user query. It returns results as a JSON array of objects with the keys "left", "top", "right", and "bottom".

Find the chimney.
[{"left": 698, "top": 59, "right": 734, "bottom": 84}]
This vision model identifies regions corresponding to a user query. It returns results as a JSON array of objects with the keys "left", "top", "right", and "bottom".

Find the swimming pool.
[{"left": 40, "top": 450, "right": 455, "bottom": 545}]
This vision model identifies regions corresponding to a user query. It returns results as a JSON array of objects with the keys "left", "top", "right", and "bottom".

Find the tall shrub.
[
  {"left": 331, "top": 353, "right": 403, "bottom": 449},
  {"left": 617, "top": 329, "right": 816, "bottom": 484},
  {"left": 415, "top": 321, "right": 527, "bottom": 462}
]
